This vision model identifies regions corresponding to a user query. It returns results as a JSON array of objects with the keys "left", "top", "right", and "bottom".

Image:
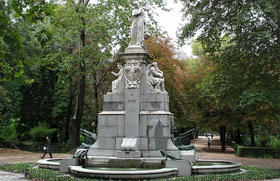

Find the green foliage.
[
  {"left": 236, "top": 145, "right": 280, "bottom": 158},
  {"left": 0, "top": 163, "right": 96, "bottom": 181},
  {"left": 11, "top": 0, "right": 54, "bottom": 22},
  {"left": 0, "top": 119, "right": 17, "bottom": 141},
  {"left": 29, "top": 123, "right": 56, "bottom": 142},
  {"left": 192, "top": 40, "right": 204, "bottom": 57},
  {"left": 231, "top": 141, "right": 239, "bottom": 151},
  {"left": 0, "top": 162, "right": 37, "bottom": 173},
  {"left": 267, "top": 136, "right": 280, "bottom": 149},
  {"left": 0, "top": 1, "right": 24, "bottom": 80},
  {"left": 28, "top": 168, "right": 96, "bottom": 181},
  {"left": 28, "top": 168, "right": 63, "bottom": 180},
  {"left": 1, "top": 163, "right": 280, "bottom": 181},
  {"left": 0, "top": 0, "right": 168, "bottom": 147},
  {"left": 179, "top": 0, "right": 280, "bottom": 146}
]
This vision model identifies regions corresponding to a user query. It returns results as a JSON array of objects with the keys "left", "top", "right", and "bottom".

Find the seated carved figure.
[
  {"left": 111, "top": 64, "right": 123, "bottom": 92},
  {"left": 147, "top": 62, "right": 166, "bottom": 92}
]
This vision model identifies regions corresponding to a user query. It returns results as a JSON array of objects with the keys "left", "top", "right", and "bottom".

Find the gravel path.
[
  {"left": 192, "top": 136, "right": 280, "bottom": 171},
  {"left": 0, "top": 148, "right": 71, "bottom": 166}
]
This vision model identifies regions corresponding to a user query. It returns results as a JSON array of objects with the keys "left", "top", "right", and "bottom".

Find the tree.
[
  {"left": 0, "top": 1, "right": 24, "bottom": 81},
  {"left": 0, "top": 0, "right": 167, "bottom": 148},
  {"left": 179, "top": 0, "right": 280, "bottom": 147},
  {"left": 47, "top": 0, "right": 167, "bottom": 148},
  {"left": 146, "top": 37, "right": 195, "bottom": 132}
]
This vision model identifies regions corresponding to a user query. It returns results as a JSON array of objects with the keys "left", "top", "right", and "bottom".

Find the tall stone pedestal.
[{"left": 87, "top": 46, "right": 178, "bottom": 159}]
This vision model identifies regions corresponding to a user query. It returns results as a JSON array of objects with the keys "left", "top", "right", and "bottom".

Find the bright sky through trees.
[{"left": 155, "top": 0, "right": 193, "bottom": 58}]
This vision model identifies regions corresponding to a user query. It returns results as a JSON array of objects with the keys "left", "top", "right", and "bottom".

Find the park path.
[
  {"left": 192, "top": 136, "right": 280, "bottom": 170},
  {"left": 0, "top": 148, "right": 71, "bottom": 166}
]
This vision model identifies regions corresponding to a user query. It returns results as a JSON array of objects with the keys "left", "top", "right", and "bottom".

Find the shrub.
[
  {"left": 0, "top": 119, "right": 18, "bottom": 141},
  {"left": 29, "top": 122, "right": 56, "bottom": 142},
  {"left": 0, "top": 163, "right": 37, "bottom": 172},
  {"left": 231, "top": 141, "right": 239, "bottom": 151},
  {"left": 236, "top": 145, "right": 280, "bottom": 158},
  {"left": 267, "top": 136, "right": 280, "bottom": 149}
]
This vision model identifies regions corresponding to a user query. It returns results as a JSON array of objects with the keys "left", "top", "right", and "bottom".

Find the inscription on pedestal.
[{"left": 125, "top": 89, "right": 139, "bottom": 138}]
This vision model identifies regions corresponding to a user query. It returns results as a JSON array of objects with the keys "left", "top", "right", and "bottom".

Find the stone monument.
[
  {"left": 86, "top": 2, "right": 193, "bottom": 168},
  {"left": 38, "top": 3, "right": 241, "bottom": 178}
]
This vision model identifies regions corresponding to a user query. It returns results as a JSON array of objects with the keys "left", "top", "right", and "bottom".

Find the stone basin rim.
[
  {"left": 70, "top": 166, "right": 177, "bottom": 175},
  {"left": 37, "top": 158, "right": 63, "bottom": 166},
  {"left": 192, "top": 159, "right": 241, "bottom": 169}
]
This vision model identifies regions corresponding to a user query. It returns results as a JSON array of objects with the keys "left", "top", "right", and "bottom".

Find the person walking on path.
[
  {"left": 41, "top": 136, "right": 52, "bottom": 159},
  {"left": 208, "top": 137, "right": 211, "bottom": 148}
]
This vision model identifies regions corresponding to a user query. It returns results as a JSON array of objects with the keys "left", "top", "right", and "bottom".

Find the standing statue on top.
[{"left": 130, "top": 2, "right": 146, "bottom": 48}]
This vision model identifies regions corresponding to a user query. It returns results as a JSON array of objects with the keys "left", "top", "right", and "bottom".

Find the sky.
[{"left": 155, "top": 1, "right": 193, "bottom": 58}]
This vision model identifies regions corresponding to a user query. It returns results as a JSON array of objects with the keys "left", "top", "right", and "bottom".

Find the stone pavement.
[{"left": 0, "top": 170, "right": 29, "bottom": 181}]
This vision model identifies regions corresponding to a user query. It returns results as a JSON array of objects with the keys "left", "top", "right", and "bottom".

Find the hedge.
[{"left": 236, "top": 146, "right": 280, "bottom": 158}]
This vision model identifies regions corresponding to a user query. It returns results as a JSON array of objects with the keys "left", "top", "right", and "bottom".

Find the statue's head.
[
  {"left": 152, "top": 62, "right": 158, "bottom": 66},
  {"left": 117, "top": 63, "right": 122, "bottom": 69},
  {"left": 133, "top": 2, "right": 140, "bottom": 8}
]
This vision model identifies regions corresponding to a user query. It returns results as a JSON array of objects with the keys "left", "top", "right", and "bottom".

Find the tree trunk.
[
  {"left": 71, "top": 63, "right": 85, "bottom": 148},
  {"left": 65, "top": 75, "right": 74, "bottom": 143},
  {"left": 93, "top": 73, "right": 99, "bottom": 133},
  {"left": 71, "top": 17, "right": 86, "bottom": 149},
  {"left": 220, "top": 125, "right": 226, "bottom": 152},
  {"left": 247, "top": 120, "right": 255, "bottom": 147},
  {"left": 235, "top": 129, "right": 242, "bottom": 145},
  {"left": 195, "top": 129, "right": 199, "bottom": 138}
]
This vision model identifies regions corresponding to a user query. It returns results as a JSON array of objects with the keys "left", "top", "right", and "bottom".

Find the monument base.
[
  {"left": 117, "top": 151, "right": 141, "bottom": 158},
  {"left": 87, "top": 156, "right": 165, "bottom": 169}
]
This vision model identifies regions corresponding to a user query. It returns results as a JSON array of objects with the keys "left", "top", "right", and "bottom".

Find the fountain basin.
[
  {"left": 70, "top": 166, "right": 177, "bottom": 180},
  {"left": 38, "top": 158, "right": 62, "bottom": 170},
  {"left": 192, "top": 159, "right": 241, "bottom": 174}
]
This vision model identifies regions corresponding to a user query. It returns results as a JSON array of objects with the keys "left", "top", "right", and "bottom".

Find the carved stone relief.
[
  {"left": 146, "top": 62, "right": 166, "bottom": 93},
  {"left": 124, "top": 60, "right": 142, "bottom": 89},
  {"left": 111, "top": 64, "right": 124, "bottom": 92}
]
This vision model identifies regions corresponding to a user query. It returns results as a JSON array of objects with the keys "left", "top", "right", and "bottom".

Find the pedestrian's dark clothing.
[
  {"left": 208, "top": 138, "right": 211, "bottom": 148},
  {"left": 41, "top": 138, "right": 52, "bottom": 158}
]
